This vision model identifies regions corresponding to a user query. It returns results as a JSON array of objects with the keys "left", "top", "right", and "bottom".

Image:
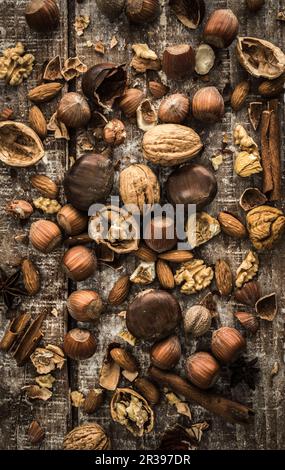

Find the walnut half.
[
  {"left": 235, "top": 250, "right": 259, "bottom": 288},
  {"left": 246, "top": 205, "right": 285, "bottom": 250},
  {"left": 233, "top": 125, "right": 262, "bottom": 177},
  {"left": 174, "top": 259, "right": 214, "bottom": 295}
]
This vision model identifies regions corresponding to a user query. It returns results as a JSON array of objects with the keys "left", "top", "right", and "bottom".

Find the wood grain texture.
[{"left": 1, "top": 0, "right": 285, "bottom": 450}]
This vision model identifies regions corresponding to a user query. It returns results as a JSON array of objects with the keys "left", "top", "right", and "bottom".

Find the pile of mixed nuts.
[{"left": 0, "top": 0, "right": 285, "bottom": 450}]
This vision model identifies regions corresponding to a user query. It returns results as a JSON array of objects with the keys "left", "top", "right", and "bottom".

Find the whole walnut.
[
  {"left": 119, "top": 164, "right": 160, "bottom": 212},
  {"left": 63, "top": 423, "right": 111, "bottom": 450},
  {"left": 246, "top": 205, "right": 285, "bottom": 250},
  {"left": 183, "top": 305, "right": 212, "bottom": 337}
]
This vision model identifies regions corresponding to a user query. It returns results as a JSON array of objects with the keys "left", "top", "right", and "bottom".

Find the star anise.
[
  {"left": 229, "top": 356, "right": 260, "bottom": 390},
  {"left": 0, "top": 268, "right": 27, "bottom": 309}
]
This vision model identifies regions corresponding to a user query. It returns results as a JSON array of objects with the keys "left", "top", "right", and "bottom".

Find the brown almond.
[
  {"left": 110, "top": 347, "right": 138, "bottom": 372},
  {"left": 218, "top": 212, "right": 247, "bottom": 239},
  {"left": 134, "top": 377, "right": 160, "bottom": 405},
  {"left": 28, "top": 106, "right": 47, "bottom": 139},
  {"left": 31, "top": 175, "right": 58, "bottom": 199},
  {"left": 135, "top": 244, "right": 157, "bottom": 262},
  {"left": 156, "top": 259, "right": 175, "bottom": 289},
  {"left": 28, "top": 421, "right": 45, "bottom": 444},
  {"left": 231, "top": 81, "right": 250, "bottom": 111},
  {"left": 21, "top": 258, "right": 40, "bottom": 295},
  {"left": 215, "top": 259, "right": 233, "bottom": 296},
  {"left": 28, "top": 82, "right": 63, "bottom": 103},
  {"left": 83, "top": 389, "right": 104, "bottom": 414},
  {"left": 158, "top": 250, "right": 193, "bottom": 263},
  {"left": 258, "top": 75, "right": 285, "bottom": 97},
  {"left": 108, "top": 275, "right": 130, "bottom": 306}
]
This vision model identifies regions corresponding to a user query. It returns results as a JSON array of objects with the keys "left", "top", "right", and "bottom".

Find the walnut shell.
[
  {"left": 119, "top": 164, "right": 160, "bottom": 212},
  {"left": 63, "top": 423, "right": 111, "bottom": 450},
  {"left": 0, "top": 121, "right": 44, "bottom": 167},
  {"left": 110, "top": 388, "right": 154, "bottom": 437},
  {"left": 142, "top": 124, "right": 203, "bottom": 166}
]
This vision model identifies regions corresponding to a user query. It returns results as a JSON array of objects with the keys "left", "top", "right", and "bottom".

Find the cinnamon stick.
[
  {"left": 12, "top": 311, "right": 47, "bottom": 366},
  {"left": 148, "top": 366, "right": 254, "bottom": 425},
  {"left": 268, "top": 99, "right": 281, "bottom": 200},
  {"left": 261, "top": 110, "right": 273, "bottom": 194},
  {"left": 0, "top": 313, "right": 31, "bottom": 352}
]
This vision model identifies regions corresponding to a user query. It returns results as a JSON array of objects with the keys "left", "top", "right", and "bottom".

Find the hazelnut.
[
  {"left": 119, "top": 88, "right": 144, "bottom": 117},
  {"left": 119, "top": 164, "right": 160, "bottom": 212},
  {"left": 185, "top": 352, "right": 220, "bottom": 390},
  {"left": 31, "top": 174, "right": 58, "bottom": 199},
  {"left": 158, "top": 93, "right": 190, "bottom": 124},
  {"left": 150, "top": 335, "right": 181, "bottom": 370},
  {"left": 63, "top": 246, "right": 97, "bottom": 281},
  {"left": 96, "top": 0, "right": 125, "bottom": 20},
  {"left": 25, "top": 0, "right": 60, "bottom": 32},
  {"left": 126, "top": 0, "right": 160, "bottom": 24},
  {"left": 203, "top": 9, "right": 239, "bottom": 49},
  {"left": 29, "top": 220, "right": 62, "bottom": 253},
  {"left": 126, "top": 289, "right": 182, "bottom": 340},
  {"left": 192, "top": 86, "right": 224, "bottom": 123},
  {"left": 183, "top": 305, "right": 212, "bottom": 338},
  {"left": 110, "top": 347, "right": 138, "bottom": 373},
  {"left": 211, "top": 326, "right": 246, "bottom": 363},
  {"left": 63, "top": 328, "right": 97, "bottom": 360},
  {"left": 134, "top": 377, "right": 160, "bottom": 405},
  {"left": 57, "top": 92, "right": 91, "bottom": 128},
  {"left": 57, "top": 204, "right": 88, "bottom": 235},
  {"left": 162, "top": 44, "right": 195, "bottom": 80},
  {"left": 6, "top": 200, "right": 34, "bottom": 219},
  {"left": 148, "top": 81, "right": 169, "bottom": 99},
  {"left": 103, "top": 119, "right": 126, "bottom": 146},
  {"left": 246, "top": 0, "right": 264, "bottom": 12},
  {"left": 67, "top": 290, "right": 104, "bottom": 322},
  {"left": 195, "top": 43, "right": 215, "bottom": 75},
  {"left": 144, "top": 216, "right": 177, "bottom": 253}
]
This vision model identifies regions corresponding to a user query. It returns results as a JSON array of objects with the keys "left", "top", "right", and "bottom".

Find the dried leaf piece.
[
  {"left": 170, "top": 0, "right": 205, "bottom": 29},
  {"left": 246, "top": 205, "right": 285, "bottom": 250},
  {"left": 74, "top": 15, "right": 90, "bottom": 36},
  {"left": 0, "top": 42, "right": 35, "bottom": 86},
  {"left": 239, "top": 187, "right": 267, "bottom": 211},
  {"left": 255, "top": 293, "right": 277, "bottom": 321},
  {"left": 165, "top": 390, "right": 192, "bottom": 419},
  {"left": 236, "top": 37, "right": 285, "bottom": 79},
  {"left": 47, "top": 112, "right": 70, "bottom": 140},
  {"left": 233, "top": 124, "right": 262, "bottom": 177},
  {"left": 110, "top": 36, "right": 118, "bottom": 49},
  {"left": 0, "top": 121, "right": 44, "bottom": 167},
  {"left": 187, "top": 212, "right": 220, "bottom": 248},
  {"left": 174, "top": 259, "right": 214, "bottom": 295},
  {"left": 70, "top": 391, "right": 85, "bottom": 408},
  {"left": 130, "top": 262, "right": 156, "bottom": 285},
  {"left": 35, "top": 374, "right": 55, "bottom": 389},
  {"left": 61, "top": 57, "right": 87, "bottom": 81},
  {"left": 236, "top": 250, "right": 259, "bottom": 288},
  {"left": 23, "top": 385, "right": 52, "bottom": 401},
  {"left": 28, "top": 421, "right": 45, "bottom": 444},
  {"left": 13, "top": 311, "right": 47, "bottom": 366},
  {"left": 137, "top": 99, "right": 158, "bottom": 131},
  {"left": 43, "top": 56, "right": 62, "bottom": 81},
  {"left": 248, "top": 101, "right": 263, "bottom": 131},
  {"left": 30, "top": 344, "right": 65, "bottom": 374}
]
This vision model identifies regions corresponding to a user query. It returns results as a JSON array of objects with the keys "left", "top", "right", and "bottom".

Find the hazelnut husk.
[
  {"left": 63, "top": 328, "right": 97, "bottom": 360},
  {"left": 192, "top": 86, "right": 224, "bottom": 123},
  {"left": 63, "top": 153, "right": 114, "bottom": 211},
  {"left": 150, "top": 335, "right": 181, "bottom": 370},
  {"left": 57, "top": 204, "right": 88, "bottom": 235},
  {"left": 57, "top": 92, "right": 91, "bottom": 129},
  {"left": 126, "top": 0, "right": 160, "bottom": 24},
  {"left": 63, "top": 246, "right": 97, "bottom": 281},
  {"left": 134, "top": 377, "right": 160, "bottom": 405},
  {"left": 29, "top": 220, "right": 62, "bottom": 253},
  {"left": 119, "top": 164, "right": 160, "bottom": 213},
  {"left": 203, "top": 9, "right": 239, "bottom": 48},
  {"left": 158, "top": 93, "right": 190, "bottom": 124},
  {"left": 144, "top": 215, "right": 177, "bottom": 253},
  {"left": 103, "top": 119, "right": 126, "bottom": 146},
  {"left": 126, "top": 289, "right": 182, "bottom": 340},
  {"left": 25, "top": 0, "right": 60, "bottom": 32},
  {"left": 119, "top": 88, "right": 144, "bottom": 117},
  {"left": 166, "top": 162, "right": 217, "bottom": 210},
  {"left": 162, "top": 44, "right": 195, "bottom": 80},
  {"left": 211, "top": 327, "right": 246, "bottom": 363},
  {"left": 234, "top": 280, "right": 261, "bottom": 307},
  {"left": 183, "top": 305, "right": 212, "bottom": 338},
  {"left": 185, "top": 352, "right": 220, "bottom": 390},
  {"left": 67, "top": 290, "right": 103, "bottom": 322}
]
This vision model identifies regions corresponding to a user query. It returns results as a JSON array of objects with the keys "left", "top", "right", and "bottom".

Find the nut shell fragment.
[
  {"left": 170, "top": 0, "right": 205, "bottom": 29},
  {"left": 234, "top": 311, "right": 259, "bottom": 334},
  {"left": 239, "top": 187, "right": 267, "bottom": 212},
  {"left": 187, "top": 212, "right": 220, "bottom": 248},
  {"left": 0, "top": 121, "right": 44, "bottom": 167},
  {"left": 255, "top": 293, "right": 277, "bottom": 321}
]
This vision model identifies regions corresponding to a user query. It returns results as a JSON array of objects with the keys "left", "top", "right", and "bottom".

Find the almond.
[
  {"left": 158, "top": 250, "right": 193, "bottom": 263},
  {"left": 231, "top": 81, "right": 250, "bottom": 111},
  {"left": 258, "top": 75, "right": 285, "bottom": 97},
  {"left": 28, "top": 82, "right": 63, "bottom": 103},
  {"left": 83, "top": 389, "right": 104, "bottom": 414},
  {"left": 156, "top": 259, "right": 175, "bottom": 289},
  {"left": 31, "top": 174, "right": 58, "bottom": 199},
  {"left": 108, "top": 275, "right": 130, "bottom": 306},
  {"left": 110, "top": 347, "right": 138, "bottom": 372},
  {"left": 218, "top": 212, "right": 247, "bottom": 239},
  {"left": 28, "top": 421, "right": 45, "bottom": 444},
  {"left": 215, "top": 259, "right": 233, "bottom": 296},
  {"left": 135, "top": 243, "right": 157, "bottom": 262},
  {"left": 21, "top": 258, "right": 40, "bottom": 295},
  {"left": 28, "top": 106, "right": 47, "bottom": 139}
]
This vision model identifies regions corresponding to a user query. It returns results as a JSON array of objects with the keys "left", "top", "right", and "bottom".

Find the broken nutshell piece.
[
  {"left": 43, "top": 55, "right": 62, "bottom": 81},
  {"left": 137, "top": 99, "right": 158, "bottom": 131},
  {"left": 234, "top": 280, "right": 261, "bottom": 307},
  {"left": 248, "top": 102, "right": 263, "bottom": 131},
  {"left": 0, "top": 121, "right": 44, "bottom": 167},
  {"left": 170, "top": 0, "right": 205, "bottom": 29},
  {"left": 255, "top": 293, "right": 277, "bottom": 321},
  {"left": 239, "top": 187, "right": 267, "bottom": 212},
  {"left": 130, "top": 262, "right": 156, "bottom": 285},
  {"left": 28, "top": 420, "right": 45, "bottom": 445},
  {"left": 30, "top": 344, "right": 65, "bottom": 374},
  {"left": 61, "top": 56, "right": 87, "bottom": 81},
  {"left": 234, "top": 311, "right": 259, "bottom": 334},
  {"left": 187, "top": 211, "right": 220, "bottom": 248}
]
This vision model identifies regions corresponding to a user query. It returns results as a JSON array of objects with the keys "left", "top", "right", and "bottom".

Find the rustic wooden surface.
[{"left": 1, "top": 0, "right": 285, "bottom": 450}]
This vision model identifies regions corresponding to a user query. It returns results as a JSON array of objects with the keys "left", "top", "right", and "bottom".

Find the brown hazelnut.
[
  {"left": 148, "top": 81, "right": 169, "bottom": 99},
  {"left": 119, "top": 164, "right": 160, "bottom": 212},
  {"left": 162, "top": 44, "right": 195, "bottom": 80},
  {"left": 63, "top": 246, "right": 97, "bottom": 281},
  {"left": 150, "top": 335, "right": 181, "bottom": 370},
  {"left": 246, "top": 0, "right": 264, "bottom": 12},
  {"left": 57, "top": 92, "right": 91, "bottom": 128},
  {"left": 67, "top": 290, "right": 104, "bottom": 322},
  {"left": 126, "top": 0, "right": 160, "bottom": 24},
  {"left": 63, "top": 328, "right": 97, "bottom": 360},
  {"left": 126, "top": 289, "right": 182, "bottom": 340},
  {"left": 6, "top": 200, "right": 34, "bottom": 219},
  {"left": 185, "top": 352, "right": 220, "bottom": 390},
  {"left": 25, "top": 0, "right": 60, "bottom": 32},
  {"left": 211, "top": 326, "right": 246, "bottom": 363},
  {"left": 192, "top": 86, "right": 224, "bottom": 123},
  {"left": 134, "top": 377, "right": 160, "bottom": 405},
  {"left": 110, "top": 347, "right": 138, "bottom": 373},
  {"left": 29, "top": 220, "right": 62, "bottom": 253},
  {"left": 96, "top": 0, "right": 125, "bottom": 20},
  {"left": 57, "top": 204, "right": 88, "bottom": 235},
  {"left": 144, "top": 216, "right": 177, "bottom": 253},
  {"left": 119, "top": 88, "right": 144, "bottom": 117},
  {"left": 103, "top": 119, "right": 126, "bottom": 146},
  {"left": 203, "top": 9, "right": 239, "bottom": 48},
  {"left": 158, "top": 93, "right": 190, "bottom": 124}
]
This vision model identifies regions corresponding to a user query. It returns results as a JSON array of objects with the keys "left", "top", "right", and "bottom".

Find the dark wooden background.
[{"left": 1, "top": 0, "right": 285, "bottom": 450}]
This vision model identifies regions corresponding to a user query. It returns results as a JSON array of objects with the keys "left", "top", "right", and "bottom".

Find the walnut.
[
  {"left": 187, "top": 212, "right": 220, "bottom": 248},
  {"left": 233, "top": 124, "right": 262, "bottom": 177},
  {"left": 246, "top": 205, "right": 285, "bottom": 250},
  {"left": 61, "top": 56, "right": 87, "bottom": 81},
  {"left": 119, "top": 164, "right": 160, "bottom": 212},
  {"left": 235, "top": 250, "right": 259, "bottom": 288},
  {"left": 131, "top": 44, "right": 161, "bottom": 73},
  {"left": 33, "top": 197, "right": 61, "bottom": 214},
  {"left": 70, "top": 391, "right": 85, "bottom": 408},
  {"left": 0, "top": 42, "right": 34, "bottom": 86},
  {"left": 30, "top": 344, "right": 65, "bottom": 374},
  {"left": 130, "top": 261, "right": 156, "bottom": 285},
  {"left": 63, "top": 423, "right": 111, "bottom": 450},
  {"left": 35, "top": 374, "right": 55, "bottom": 389},
  {"left": 174, "top": 259, "right": 214, "bottom": 295},
  {"left": 211, "top": 153, "right": 223, "bottom": 171},
  {"left": 132, "top": 44, "right": 158, "bottom": 61},
  {"left": 74, "top": 15, "right": 90, "bottom": 36}
]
